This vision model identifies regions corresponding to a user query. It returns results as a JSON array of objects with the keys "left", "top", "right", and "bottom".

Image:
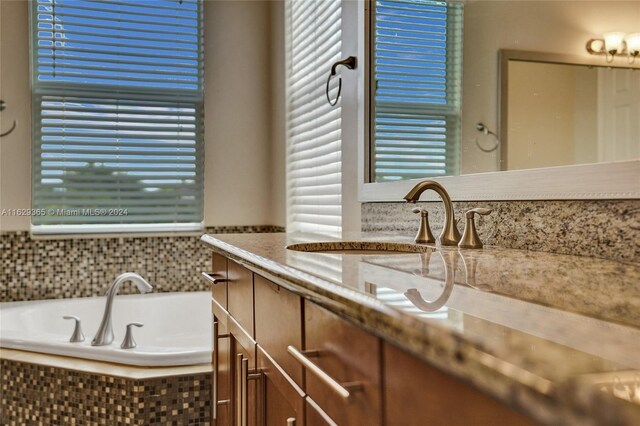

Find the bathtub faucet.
[{"left": 91, "top": 273, "right": 153, "bottom": 346}]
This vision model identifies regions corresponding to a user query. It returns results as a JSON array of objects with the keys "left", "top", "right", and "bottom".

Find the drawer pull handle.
[
  {"left": 201, "top": 272, "right": 228, "bottom": 285},
  {"left": 237, "top": 353, "right": 262, "bottom": 426},
  {"left": 287, "top": 345, "right": 363, "bottom": 399},
  {"left": 287, "top": 418, "right": 296, "bottom": 426}
]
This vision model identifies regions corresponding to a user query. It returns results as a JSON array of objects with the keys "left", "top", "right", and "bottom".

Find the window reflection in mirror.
[
  {"left": 370, "top": 0, "right": 463, "bottom": 182},
  {"left": 369, "top": 0, "right": 640, "bottom": 181}
]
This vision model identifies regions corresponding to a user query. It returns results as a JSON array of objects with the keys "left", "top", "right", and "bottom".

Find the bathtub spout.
[{"left": 91, "top": 273, "right": 153, "bottom": 346}]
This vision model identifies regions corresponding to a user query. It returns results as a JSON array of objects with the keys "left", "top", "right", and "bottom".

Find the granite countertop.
[{"left": 201, "top": 232, "right": 640, "bottom": 425}]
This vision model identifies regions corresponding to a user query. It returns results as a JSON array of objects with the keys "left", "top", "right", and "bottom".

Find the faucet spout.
[
  {"left": 403, "top": 180, "right": 461, "bottom": 246},
  {"left": 91, "top": 273, "right": 152, "bottom": 346}
]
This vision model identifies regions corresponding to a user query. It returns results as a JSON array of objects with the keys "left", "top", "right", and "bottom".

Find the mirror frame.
[{"left": 359, "top": 48, "right": 640, "bottom": 202}]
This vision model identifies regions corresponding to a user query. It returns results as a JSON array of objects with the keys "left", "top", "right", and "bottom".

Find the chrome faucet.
[
  {"left": 91, "top": 273, "right": 153, "bottom": 346},
  {"left": 404, "top": 180, "right": 461, "bottom": 246}
]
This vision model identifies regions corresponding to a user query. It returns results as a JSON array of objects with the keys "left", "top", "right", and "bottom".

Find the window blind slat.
[
  {"left": 373, "top": 0, "right": 463, "bottom": 182},
  {"left": 286, "top": 0, "right": 342, "bottom": 235},
  {"left": 32, "top": 0, "right": 204, "bottom": 233}
]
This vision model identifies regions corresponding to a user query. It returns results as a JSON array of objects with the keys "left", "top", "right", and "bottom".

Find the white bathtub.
[{"left": 0, "top": 292, "right": 212, "bottom": 367}]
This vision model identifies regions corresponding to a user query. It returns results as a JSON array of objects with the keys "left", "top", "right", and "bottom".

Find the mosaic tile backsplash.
[
  {"left": 0, "top": 358, "right": 212, "bottom": 425},
  {"left": 0, "top": 225, "right": 284, "bottom": 302},
  {"left": 362, "top": 200, "right": 640, "bottom": 264}
]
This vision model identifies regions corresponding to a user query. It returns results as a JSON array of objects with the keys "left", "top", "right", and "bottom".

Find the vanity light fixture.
[
  {"left": 625, "top": 33, "right": 640, "bottom": 64},
  {"left": 587, "top": 32, "right": 640, "bottom": 64}
]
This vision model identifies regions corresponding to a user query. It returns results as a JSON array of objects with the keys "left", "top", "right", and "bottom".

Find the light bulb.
[{"left": 603, "top": 32, "right": 626, "bottom": 54}]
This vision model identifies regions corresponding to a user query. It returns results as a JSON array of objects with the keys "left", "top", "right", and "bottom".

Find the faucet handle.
[
  {"left": 458, "top": 208, "right": 493, "bottom": 249},
  {"left": 121, "top": 322, "right": 144, "bottom": 350},
  {"left": 411, "top": 207, "right": 435, "bottom": 244},
  {"left": 465, "top": 208, "right": 492, "bottom": 218},
  {"left": 63, "top": 315, "right": 85, "bottom": 343}
]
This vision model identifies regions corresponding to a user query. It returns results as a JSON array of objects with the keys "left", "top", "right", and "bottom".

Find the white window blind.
[
  {"left": 285, "top": 0, "right": 343, "bottom": 235},
  {"left": 31, "top": 0, "right": 204, "bottom": 234},
  {"left": 372, "top": 0, "right": 463, "bottom": 182}
]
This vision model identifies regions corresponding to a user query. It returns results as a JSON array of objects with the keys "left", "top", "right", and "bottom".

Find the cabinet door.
[
  {"left": 301, "top": 301, "right": 382, "bottom": 426},
  {"left": 228, "top": 260, "right": 254, "bottom": 338},
  {"left": 214, "top": 318, "right": 231, "bottom": 426},
  {"left": 305, "top": 398, "right": 337, "bottom": 426},
  {"left": 254, "top": 275, "right": 303, "bottom": 387},
  {"left": 231, "top": 330, "right": 259, "bottom": 426},
  {"left": 384, "top": 343, "right": 536, "bottom": 426},
  {"left": 258, "top": 347, "right": 304, "bottom": 426}
]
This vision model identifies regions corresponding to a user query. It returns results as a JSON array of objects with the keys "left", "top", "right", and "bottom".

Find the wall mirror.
[
  {"left": 500, "top": 50, "right": 639, "bottom": 172},
  {"left": 361, "top": 0, "right": 640, "bottom": 202}
]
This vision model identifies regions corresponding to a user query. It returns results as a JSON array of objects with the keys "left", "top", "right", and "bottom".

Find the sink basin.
[{"left": 285, "top": 241, "right": 432, "bottom": 255}]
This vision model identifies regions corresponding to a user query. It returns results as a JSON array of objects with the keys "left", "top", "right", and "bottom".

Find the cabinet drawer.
[
  {"left": 254, "top": 275, "right": 303, "bottom": 387},
  {"left": 211, "top": 252, "right": 228, "bottom": 310},
  {"left": 258, "top": 347, "right": 305, "bottom": 426},
  {"left": 384, "top": 343, "right": 536, "bottom": 426},
  {"left": 227, "top": 259, "right": 254, "bottom": 338},
  {"left": 300, "top": 301, "right": 382, "bottom": 426}
]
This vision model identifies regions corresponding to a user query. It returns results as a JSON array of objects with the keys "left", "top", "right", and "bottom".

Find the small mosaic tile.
[
  {"left": 0, "top": 358, "right": 212, "bottom": 425},
  {"left": 362, "top": 200, "right": 640, "bottom": 263},
  {"left": 0, "top": 225, "right": 285, "bottom": 302}
]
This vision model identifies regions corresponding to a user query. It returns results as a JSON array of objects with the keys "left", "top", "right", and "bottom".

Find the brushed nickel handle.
[
  {"left": 120, "top": 322, "right": 143, "bottom": 349},
  {"left": 62, "top": 315, "right": 85, "bottom": 343},
  {"left": 201, "top": 272, "right": 228, "bottom": 285},
  {"left": 287, "top": 345, "right": 363, "bottom": 400},
  {"left": 287, "top": 418, "right": 296, "bottom": 426},
  {"left": 458, "top": 208, "right": 493, "bottom": 249}
]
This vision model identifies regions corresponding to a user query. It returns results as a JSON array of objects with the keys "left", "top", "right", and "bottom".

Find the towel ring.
[
  {"left": 475, "top": 122, "right": 500, "bottom": 153},
  {"left": 0, "top": 99, "right": 17, "bottom": 138},
  {"left": 326, "top": 56, "right": 357, "bottom": 106},
  {"left": 0, "top": 120, "right": 17, "bottom": 137}
]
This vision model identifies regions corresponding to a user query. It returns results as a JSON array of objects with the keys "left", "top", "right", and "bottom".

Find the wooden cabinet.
[
  {"left": 213, "top": 317, "right": 232, "bottom": 426},
  {"left": 254, "top": 275, "right": 303, "bottom": 388},
  {"left": 258, "top": 347, "right": 305, "bottom": 426},
  {"left": 383, "top": 343, "right": 536, "bottom": 426},
  {"left": 227, "top": 259, "right": 255, "bottom": 338},
  {"left": 231, "top": 332, "right": 259, "bottom": 426},
  {"left": 305, "top": 398, "right": 335, "bottom": 426},
  {"left": 208, "top": 253, "right": 537, "bottom": 426},
  {"left": 302, "top": 301, "right": 382, "bottom": 426}
]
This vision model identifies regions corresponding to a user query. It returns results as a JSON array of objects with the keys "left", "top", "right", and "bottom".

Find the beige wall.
[
  {"left": 461, "top": 0, "right": 640, "bottom": 174},
  {"left": 507, "top": 61, "right": 576, "bottom": 170},
  {"left": 0, "top": 0, "right": 32, "bottom": 231},
  {"left": 0, "top": 0, "right": 286, "bottom": 232}
]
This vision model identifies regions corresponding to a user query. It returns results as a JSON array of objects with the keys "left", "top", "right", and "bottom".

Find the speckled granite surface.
[
  {"left": 362, "top": 200, "right": 640, "bottom": 263},
  {"left": 202, "top": 232, "right": 640, "bottom": 426}
]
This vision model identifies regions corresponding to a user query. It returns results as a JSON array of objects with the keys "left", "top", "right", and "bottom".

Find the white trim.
[
  {"left": 31, "top": 222, "right": 204, "bottom": 236},
  {"left": 359, "top": 159, "right": 640, "bottom": 202}
]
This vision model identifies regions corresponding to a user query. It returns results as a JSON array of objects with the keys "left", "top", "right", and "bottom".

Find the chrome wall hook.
[
  {"left": 326, "top": 56, "right": 357, "bottom": 106},
  {"left": 0, "top": 100, "right": 17, "bottom": 137},
  {"left": 475, "top": 122, "right": 500, "bottom": 153}
]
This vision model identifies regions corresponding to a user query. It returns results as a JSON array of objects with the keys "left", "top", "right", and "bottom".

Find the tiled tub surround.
[
  {"left": 362, "top": 200, "right": 640, "bottom": 263},
  {"left": 0, "top": 225, "right": 284, "bottom": 302},
  {"left": 0, "top": 349, "right": 212, "bottom": 425},
  {"left": 202, "top": 232, "right": 640, "bottom": 425}
]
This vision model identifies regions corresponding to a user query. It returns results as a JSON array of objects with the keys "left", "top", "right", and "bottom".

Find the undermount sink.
[{"left": 285, "top": 241, "right": 432, "bottom": 255}]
